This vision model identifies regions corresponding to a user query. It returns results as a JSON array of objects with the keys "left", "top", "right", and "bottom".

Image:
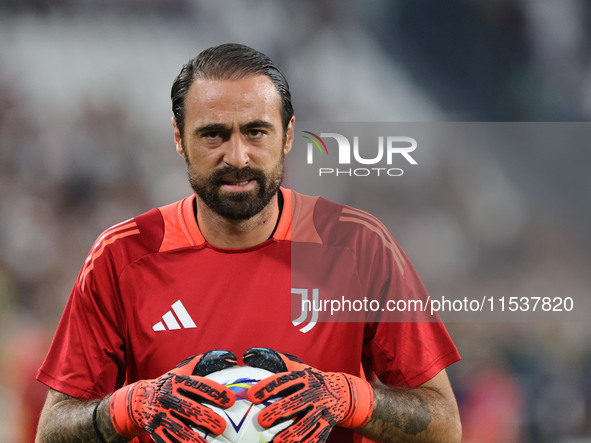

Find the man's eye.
[
  {"left": 249, "top": 129, "right": 265, "bottom": 138},
  {"left": 203, "top": 132, "right": 220, "bottom": 139}
]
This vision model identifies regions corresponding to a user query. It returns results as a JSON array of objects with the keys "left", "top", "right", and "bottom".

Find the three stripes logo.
[{"left": 152, "top": 300, "right": 197, "bottom": 332}]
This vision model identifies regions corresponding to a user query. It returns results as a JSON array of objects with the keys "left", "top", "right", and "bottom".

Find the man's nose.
[{"left": 223, "top": 135, "right": 250, "bottom": 168}]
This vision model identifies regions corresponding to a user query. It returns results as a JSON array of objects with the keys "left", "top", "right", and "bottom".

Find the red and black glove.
[
  {"left": 244, "top": 347, "right": 374, "bottom": 443},
  {"left": 110, "top": 350, "right": 237, "bottom": 442}
]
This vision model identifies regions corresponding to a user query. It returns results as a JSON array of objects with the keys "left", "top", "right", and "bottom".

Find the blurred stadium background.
[{"left": 1, "top": 1, "right": 590, "bottom": 442}]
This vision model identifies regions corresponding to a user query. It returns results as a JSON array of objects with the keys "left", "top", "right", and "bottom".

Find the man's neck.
[{"left": 194, "top": 193, "right": 281, "bottom": 249}]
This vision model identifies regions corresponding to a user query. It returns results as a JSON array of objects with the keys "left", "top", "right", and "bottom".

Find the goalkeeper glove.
[
  {"left": 244, "top": 347, "right": 374, "bottom": 443},
  {"left": 110, "top": 350, "right": 237, "bottom": 442}
]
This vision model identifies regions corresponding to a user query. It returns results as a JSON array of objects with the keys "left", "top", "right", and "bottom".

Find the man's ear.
[
  {"left": 172, "top": 117, "right": 186, "bottom": 159},
  {"left": 283, "top": 116, "right": 296, "bottom": 155}
]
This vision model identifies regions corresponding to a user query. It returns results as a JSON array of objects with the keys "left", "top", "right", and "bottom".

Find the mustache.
[{"left": 210, "top": 166, "right": 266, "bottom": 185}]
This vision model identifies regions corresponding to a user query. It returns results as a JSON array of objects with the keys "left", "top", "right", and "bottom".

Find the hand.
[
  {"left": 109, "top": 350, "right": 238, "bottom": 442},
  {"left": 244, "top": 348, "right": 374, "bottom": 443}
]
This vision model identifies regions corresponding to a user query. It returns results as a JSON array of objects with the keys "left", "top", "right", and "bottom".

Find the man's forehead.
[
  {"left": 187, "top": 75, "right": 280, "bottom": 105},
  {"left": 183, "top": 75, "right": 282, "bottom": 127}
]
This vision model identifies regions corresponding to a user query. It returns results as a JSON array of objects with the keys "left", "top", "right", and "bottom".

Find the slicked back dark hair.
[{"left": 171, "top": 43, "right": 294, "bottom": 138}]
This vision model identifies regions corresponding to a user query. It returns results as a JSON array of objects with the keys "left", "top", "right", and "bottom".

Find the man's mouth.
[{"left": 220, "top": 179, "right": 256, "bottom": 192}]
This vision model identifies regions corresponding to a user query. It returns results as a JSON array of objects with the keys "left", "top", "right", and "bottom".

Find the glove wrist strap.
[
  {"left": 109, "top": 382, "right": 143, "bottom": 438},
  {"left": 340, "top": 375, "right": 374, "bottom": 429}
]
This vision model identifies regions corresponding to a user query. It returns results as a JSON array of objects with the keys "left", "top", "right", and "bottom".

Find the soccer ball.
[{"left": 196, "top": 366, "right": 292, "bottom": 442}]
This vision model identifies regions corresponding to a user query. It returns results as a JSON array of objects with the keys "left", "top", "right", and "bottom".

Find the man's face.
[{"left": 173, "top": 75, "right": 294, "bottom": 220}]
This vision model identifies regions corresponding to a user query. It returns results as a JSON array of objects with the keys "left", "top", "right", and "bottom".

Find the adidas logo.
[{"left": 152, "top": 300, "right": 197, "bottom": 332}]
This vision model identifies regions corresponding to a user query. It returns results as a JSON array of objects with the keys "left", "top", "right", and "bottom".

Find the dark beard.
[{"left": 188, "top": 162, "right": 284, "bottom": 220}]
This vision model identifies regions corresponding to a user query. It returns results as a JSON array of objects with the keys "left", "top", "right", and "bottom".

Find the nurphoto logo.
[{"left": 302, "top": 131, "right": 418, "bottom": 177}]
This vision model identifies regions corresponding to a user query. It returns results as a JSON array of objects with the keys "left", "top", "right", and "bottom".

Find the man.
[{"left": 36, "top": 43, "right": 461, "bottom": 442}]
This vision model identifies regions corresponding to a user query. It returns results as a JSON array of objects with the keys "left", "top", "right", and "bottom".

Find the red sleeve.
[
  {"left": 37, "top": 225, "right": 131, "bottom": 400},
  {"left": 363, "top": 320, "right": 460, "bottom": 388},
  {"left": 348, "top": 208, "right": 460, "bottom": 387}
]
